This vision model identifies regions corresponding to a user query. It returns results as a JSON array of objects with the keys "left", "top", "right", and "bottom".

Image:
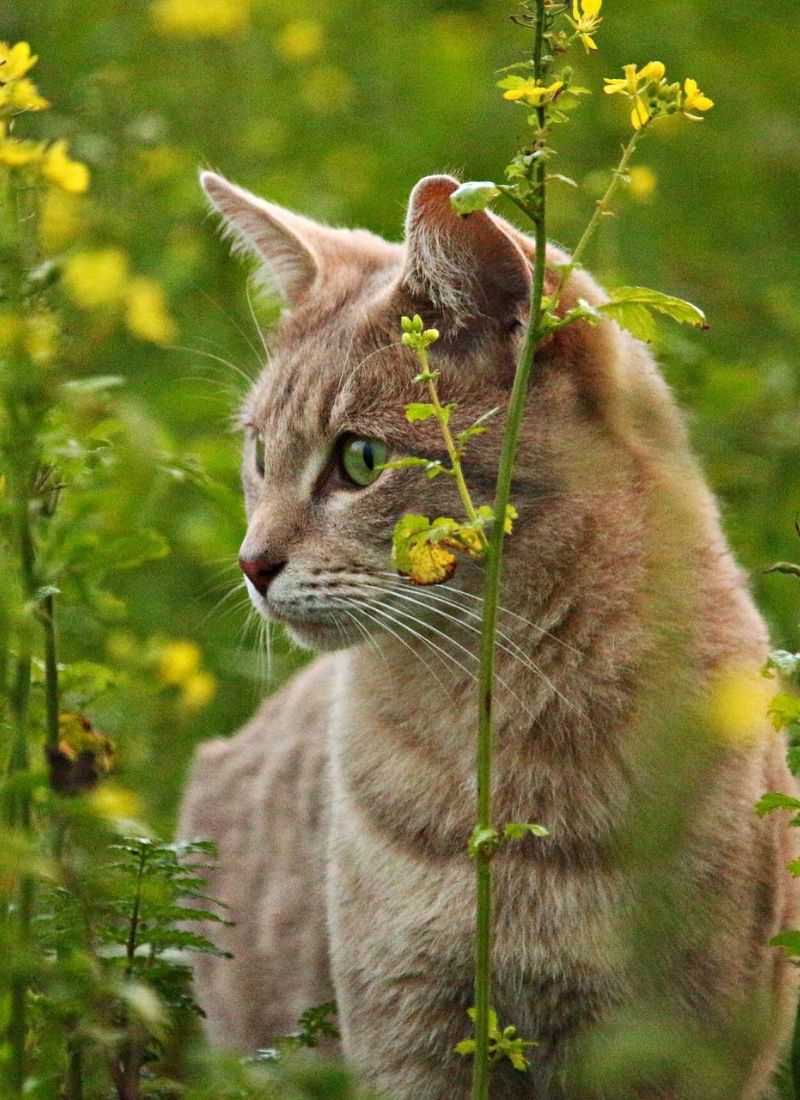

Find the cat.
[{"left": 177, "top": 170, "right": 799, "bottom": 1099}]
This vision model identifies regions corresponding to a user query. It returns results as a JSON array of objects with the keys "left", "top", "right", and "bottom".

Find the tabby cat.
[{"left": 178, "top": 170, "right": 798, "bottom": 1099}]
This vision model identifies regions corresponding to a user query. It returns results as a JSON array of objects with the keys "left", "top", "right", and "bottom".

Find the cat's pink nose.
[{"left": 239, "top": 555, "right": 285, "bottom": 597}]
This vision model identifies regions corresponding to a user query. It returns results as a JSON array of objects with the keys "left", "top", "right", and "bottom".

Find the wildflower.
[
  {"left": 0, "top": 122, "right": 43, "bottom": 167},
  {"left": 567, "top": 0, "right": 602, "bottom": 52},
  {"left": 40, "top": 187, "right": 84, "bottom": 253},
  {"left": 158, "top": 640, "right": 201, "bottom": 686},
  {"left": 90, "top": 784, "right": 141, "bottom": 822},
  {"left": 706, "top": 665, "right": 772, "bottom": 746},
  {"left": 603, "top": 61, "right": 665, "bottom": 99},
  {"left": 62, "top": 249, "right": 130, "bottom": 309},
  {"left": 681, "top": 78, "right": 714, "bottom": 119},
  {"left": 181, "top": 670, "right": 217, "bottom": 710},
  {"left": 0, "top": 42, "right": 38, "bottom": 84},
  {"left": 499, "top": 76, "right": 564, "bottom": 107},
  {"left": 275, "top": 19, "right": 324, "bottom": 63},
  {"left": 151, "top": 0, "right": 253, "bottom": 38},
  {"left": 628, "top": 165, "right": 657, "bottom": 201},
  {"left": 25, "top": 309, "right": 60, "bottom": 366},
  {"left": 125, "top": 276, "right": 178, "bottom": 345},
  {"left": 41, "top": 139, "right": 90, "bottom": 193},
  {"left": 2, "top": 78, "right": 49, "bottom": 111}
]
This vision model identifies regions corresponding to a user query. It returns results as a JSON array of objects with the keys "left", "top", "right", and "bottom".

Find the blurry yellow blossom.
[
  {"left": 63, "top": 249, "right": 130, "bottom": 309},
  {"left": 25, "top": 310, "right": 60, "bottom": 366},
  {"left": 41, "top": 139, "right": 90, "bottom": 193},
  {"left": 706, "top": 665, "right": 773, "bottom": 746},
  {"left": 158, "top": 640, "right": 201, "bottom": 686},
  {"left": 89, "top": 784, "right": 141, "bottom": 822},
  {"left": 125, "top": 276, "right": 178, "bottom": 345},
  {"left": 300, "top": 66, "right": 355, "bottom": 114},
  {"left": 40, "top": 187, "right": 84, "bottom": 252},
  {"left": 0, "top": 122, "right": 43, "bottom": 167},
  {"left": 0, "top": 42, "right": 38, "bottom": 84},
  {"left": 682, "top": 78, "right": 714, "bottom": 118},
  {"left": 499, "top": 76, "right": 564, "bottom": 106},
  {"left": 181, "top": 670, "right": 217, "bottom": 711},
  {"left": 151, "top": 0, "right": 254, "bottom": 38},
  {"left": 2, "top": 78, "right": 49, "bottom": 111},
  {"left": 275, "top": 19, "right": 324, "bottom": 63},
  {"left": 567, "top": 0, "right": 602, "bottom": 52},
  {"left": 628, "top": 165, "right": 657, "bottom": 201},
  {"left": 0, "top": 309, "right": 23, "bottom": 351}
]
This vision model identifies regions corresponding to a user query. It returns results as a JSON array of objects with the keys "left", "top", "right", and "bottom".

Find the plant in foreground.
[{"left": 390, "top": 2, "right": 714, "bottom": 1094}]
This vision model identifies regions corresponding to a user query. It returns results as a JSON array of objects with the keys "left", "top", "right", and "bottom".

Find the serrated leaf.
[
  {"left": 598, "top": 300, "right": 656, "bottom": 342},
  {"left": 405, "top": 403, "right": 436, "bottom": 422},
  {"left": 600, "top": 286, "right": 708, "bottom": 339},
  {"left": 755, "top": 791, "right": 800, "bottom": 817}
]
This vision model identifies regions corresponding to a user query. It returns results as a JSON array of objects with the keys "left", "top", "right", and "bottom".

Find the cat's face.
[{"left": 202, "top": 172, "right": 627, "bottom": 651}]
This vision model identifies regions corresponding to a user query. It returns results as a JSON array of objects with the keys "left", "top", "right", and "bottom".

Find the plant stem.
[
  {"left": 420, "top": 348, "right": 488, "bottom": 548},
  {"left": 42, "top": 593, "right": 60, "bottom": 753},
  {"left": 472, "top": 4, "right": 548, "bottom": 1097}
]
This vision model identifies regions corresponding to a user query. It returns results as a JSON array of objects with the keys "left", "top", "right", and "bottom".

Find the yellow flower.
[
  {"left": 0, "top": 309, "right": 23, "bottom": 351},
  {"left": 406, "top": 541, "right": 457, "bottom": 586},
  {"left": 89, "top": 784, "right": 141, "bottom": 822},
  {"left": 151, "top": 0, "right": 253, "bottom": 38},
  {"left": 0, "top": 122, "right": 43, "bottom": 167},
  {"left": 40, "top": 187, "right": 84, "bottom": 253},
  {"left": 181, "top": 670, "right": 217, "bottom": 711},
  {"left": 0, "top": 42, "right": 38, "bottom": 84},
  {"left": 706, "top": 665, "right": 772, "bottom": 746},
  {"left": 275, "top": 19, "right": 325, "bottom": 63},
  {"left": 124, "top": 276, "right": 178, "bottom": 345},
  {"left": 501, "top": 77, "right": 564, "bottom": 107},
  {"left": 158, "top": 640, "right": 201, "bottom": 686},
  {"left": 603, "top": 61, "right": 665, "bottom": 99},
  {"left": 568, "top": 0, "right": 602, "bottom": 53},
  {"left": 682, "top": 77, "right": 714, "bottom": 117},
  {"left": 62, "top": 249, "right": 130, "bottom": 309},
  {"left": 628, "top": 165, "right": 657, "bottom": 200},
  {"left": 630, "top": 95, "right": 650, "bottom": 130},
  {"left": 25, "top": 310, "right": 60, "bottom": 366},
  {"left": 6, "top": 78, "right": 49, "bottom": 111},
  {"left": 41, "top": 140, "right": 90, "bottom": 194}
]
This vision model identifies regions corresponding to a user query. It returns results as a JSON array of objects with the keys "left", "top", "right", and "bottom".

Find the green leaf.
[
  {"left": 787, "top": 860, "right": 800, "bottom": 878},
  {"left": 468, "top": 825, "right": 501, "bottom": 859},
  {"left": 391, "top": 514, "right": 431, "bottom": 573},
  {"left": 763, "top": 651, "right": 800, "bottom": 679},
  {"left": 599, "top": 286, "right": 708, "bottom": 342},
  {"left": 379, "top": 456, "right": 431, "bottom": 471},
  {"left": 503, "top": 822, "right": 549, "bottom": 841},
  {"left": 405, "top": 403, "right": 436, "bottom": 422},
  {"left": 103, "top": 530, "right": 170, "bottom": 571},
  {"left": 450, "top": 181, "right": 501, "bottom": 215},
  {"left": 767, "top": 694, "right": 800, "bottom": 732},
  {"left": 755, "top": 791, "right": 800, "bottom": 817},
  {"left": 454, "top": 1039, "right": 476, "bottom": 1056},
  {"left": 770, "top": 931, "right": 800, "bottom": 956}
]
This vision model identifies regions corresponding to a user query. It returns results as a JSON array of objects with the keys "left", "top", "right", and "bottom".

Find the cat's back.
[{"left": 177, "top": 653, "right": 338, "bottom": 1049}]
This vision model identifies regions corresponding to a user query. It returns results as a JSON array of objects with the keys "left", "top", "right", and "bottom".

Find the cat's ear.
[
  {"left": 402, "top": 174, "right": 531, "bottom": 326},
  {"left": 200, "top": 171, "right": 321, "bottom": 303}
]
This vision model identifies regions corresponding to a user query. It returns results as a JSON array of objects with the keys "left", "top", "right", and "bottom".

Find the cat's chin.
[{"left": 281, "top": 618, "right": 360, "bottom": 653}]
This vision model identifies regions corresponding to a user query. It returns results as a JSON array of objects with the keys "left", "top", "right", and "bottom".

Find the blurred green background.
[{"left": 4, "top": 0, "right": 799, "bottom": 833}]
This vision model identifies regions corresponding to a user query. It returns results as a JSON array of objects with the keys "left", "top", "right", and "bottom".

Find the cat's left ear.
[
  {"left": 402, "top": 174, "right": 531, "bottom": 326},
  {"left": 200, "top": 171, "right": 322, "bottom": 304}
]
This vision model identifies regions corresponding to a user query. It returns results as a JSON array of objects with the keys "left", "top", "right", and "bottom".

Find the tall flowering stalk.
[{"left": 393, "top": 3, "right": 714, "bottom": 1095}]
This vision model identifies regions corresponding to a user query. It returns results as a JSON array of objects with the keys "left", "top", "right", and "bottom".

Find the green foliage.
[{"left": 454, "top": 1007, "right": 538, "bottom": 1073}]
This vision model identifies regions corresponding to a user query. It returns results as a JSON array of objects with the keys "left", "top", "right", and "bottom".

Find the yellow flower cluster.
[
  {"left": 0, "top": 42, "right": 90, "bottom": 193},
  {"left": 566, "top": 0, "right": 602, "bottom": 53},
  {"left": 499, "top": 76, "right": 564, "bottom": 108},
  {"left": 62, "top": 249, "right": 178, "bottom": 345},
  {"left": 604, "top": 61, "right": 714, "bottom": 131},
  {"left": 151, "top": 0, "right": 254, "bottom": 38},
  {"left": 157, "top": 640, "right": 217, "bottom": 711},
  {"left": 0, "top": 307, "right": 60, "bottom": 366}
]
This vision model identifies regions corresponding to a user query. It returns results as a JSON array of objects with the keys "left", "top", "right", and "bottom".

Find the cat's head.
[{"left": 202, "top": 171, "right": 681, "bottom": 652}]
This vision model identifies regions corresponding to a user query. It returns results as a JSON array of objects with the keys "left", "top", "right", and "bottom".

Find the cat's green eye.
[{"left": 338, "top": 435, "right": 390, "bottom": 488}]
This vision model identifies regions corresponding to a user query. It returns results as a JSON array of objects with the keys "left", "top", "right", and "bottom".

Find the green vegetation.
[{"left": 0, "top": 0, "right": 798, "bottom": 1097}]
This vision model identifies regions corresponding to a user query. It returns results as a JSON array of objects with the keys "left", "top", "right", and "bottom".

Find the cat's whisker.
[
  {"left": 189, "top": 281, "right": 264, "bottom": 369},
  {"left": 201, "top": 584, "right": 249, "bottom": 625},
  {"left": 371, "top": 580, "right": 587, "bottom": 722},
  {"left": 245, "top": 278, "right": 271, "bottom": 360},
  {"left": 339, "top": 339, "right": 403, "bottom": 391},
  {"left": 166, "top": 343, "right": 254, "bottom": 392},
  {"left": 354, "top": 583, "right": 538, "bottom": 719},
  {"left": 374, "top": 570, "right": 583, "bottom": 656},
  {"left": 343, "top": 595, "right": 471, "bottom": 690},
  {"left": 337, "top": 598, "right": 452, "bottom": 694}
]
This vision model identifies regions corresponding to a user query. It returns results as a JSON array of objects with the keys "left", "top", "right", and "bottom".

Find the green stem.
[
  {"left": 472, "top": 5, "right": 548, "bottom": 1097},
  {"left": 42, "top": 593, "right": 60, "bottom": 754}
]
